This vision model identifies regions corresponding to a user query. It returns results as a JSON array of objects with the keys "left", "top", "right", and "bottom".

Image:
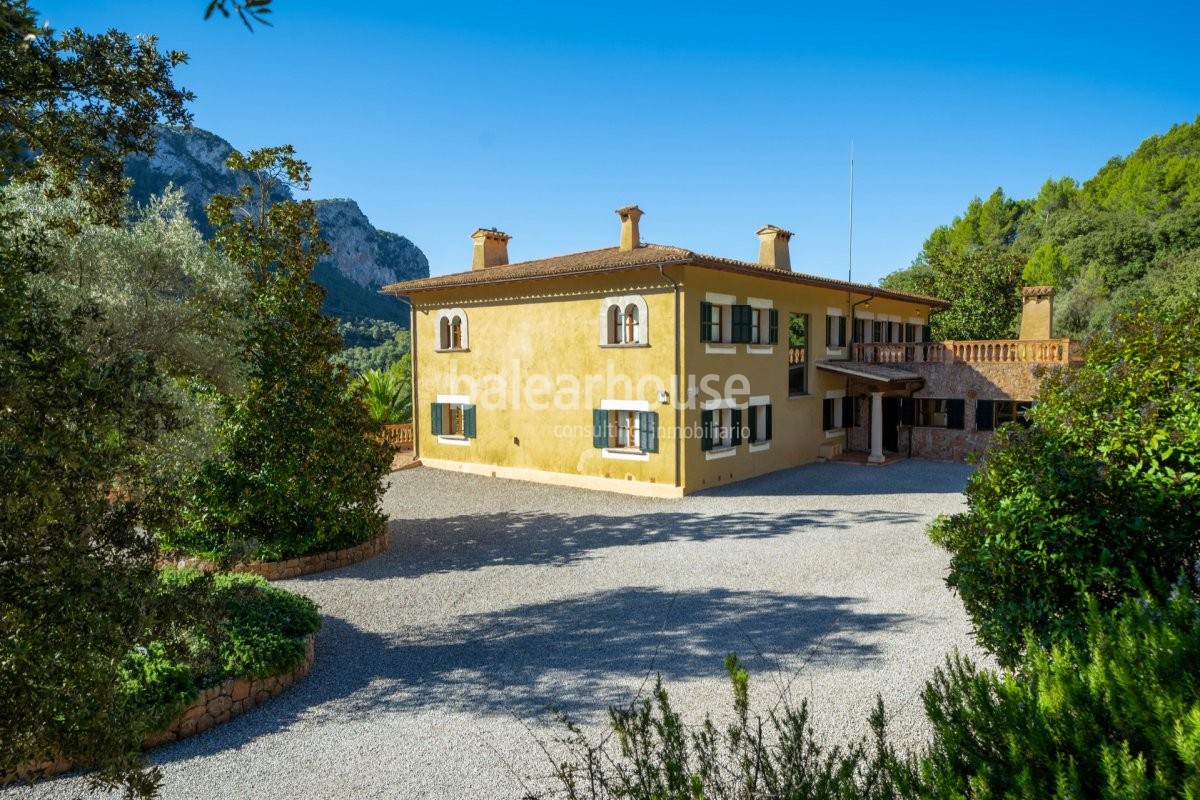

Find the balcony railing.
[
  {"left": 788, "top": 346, "right": 807, "bottom": 365},
  {"left": 850, "top": 339, "right": 1077, "bottom": 365}
]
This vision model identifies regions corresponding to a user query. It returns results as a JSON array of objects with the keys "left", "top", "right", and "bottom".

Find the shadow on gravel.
[
  {"left": 304, "top": 506, "right": 923, "bottom": 582},
  {"left": 696, "top": 459, "right": 976, "bottom": 498},
  {"left": 147, "top": 586, "right": 913, "bottom": 767}
]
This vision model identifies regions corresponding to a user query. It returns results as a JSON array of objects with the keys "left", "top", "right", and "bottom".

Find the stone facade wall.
[
  {"left": 842, "top": 360, "right": 1062, "bottom": 463},
  {"left": 5, "top": 635, "right": 316, "bottom": 784},
  {"left": 169, "top": 529, "right": 389, "bottom": 581}
]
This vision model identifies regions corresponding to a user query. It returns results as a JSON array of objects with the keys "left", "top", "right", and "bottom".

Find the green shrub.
[
  {"left": 532, "top": 654, "right": 915, "bottom": 800},
  {"left": 118, "top": 643, "right": 199, "bottom": 733},
  {"left": 918, "top": 586, "right": 1200, "bottom": 798},
  {"left": 929, "top": 300, "right": 1200, "bottom": 664},
  {"left": 211, "top": 572, "right": 321, "bottom": 678},
  {"left": 354, "top": 355, "right": 411, "bottom": 424}
]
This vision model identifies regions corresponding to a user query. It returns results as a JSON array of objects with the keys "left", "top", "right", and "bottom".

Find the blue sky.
[{"left": 35, "top": 0, "right": 1200, "bottom": 284}]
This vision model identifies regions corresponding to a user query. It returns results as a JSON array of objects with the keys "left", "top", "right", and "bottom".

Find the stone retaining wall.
[
  {"left": 5, "top": 634, "right": 316, "bottom": 784},
  {"left": 143, "top": 634, "right": 315, "bottom": 747},
  {"left": 169, "top": 528, "right": 388, "bottom": 581}
]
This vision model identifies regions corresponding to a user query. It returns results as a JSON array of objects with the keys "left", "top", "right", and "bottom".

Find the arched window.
[
  {"left": 599, "top": 295, "right": 648, "bottom": 346},
  {"left": 436, "top": 308, "right": 469, "bottom": 351},
  {"left": 607, "top": 304, "right": 622, "bottom": 344},
  {"left": 624, "top": 303, "right": 639, "bottom": 344}
]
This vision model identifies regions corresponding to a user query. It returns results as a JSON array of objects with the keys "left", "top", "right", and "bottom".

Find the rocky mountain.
[{"left": 124, "top": 126, "right": 428, "bottom": 325}]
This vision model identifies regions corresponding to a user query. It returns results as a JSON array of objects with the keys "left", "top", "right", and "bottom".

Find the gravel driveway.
[{"left": 10, "top": 460, "right": 984, "bottom": 800}]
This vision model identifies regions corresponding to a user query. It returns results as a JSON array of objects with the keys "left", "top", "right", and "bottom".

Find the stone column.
[{"left": 868, "top": 392, "right": 886, "bottom": 464}]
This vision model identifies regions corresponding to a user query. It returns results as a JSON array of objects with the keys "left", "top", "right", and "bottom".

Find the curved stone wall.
[{"left": 169, "top": 528, "right": 389, "bottom": 581}]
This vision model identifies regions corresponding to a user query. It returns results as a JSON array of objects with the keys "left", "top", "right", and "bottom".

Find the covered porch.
[{"left": 816, "top": 361, "right": 924, "bottom": 464}]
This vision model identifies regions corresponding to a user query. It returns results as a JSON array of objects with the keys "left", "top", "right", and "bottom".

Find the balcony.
[{"left": 848, "top": 339, "right": 1078, "bottom": 365}]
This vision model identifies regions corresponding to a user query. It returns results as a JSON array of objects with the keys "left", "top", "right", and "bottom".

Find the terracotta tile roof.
[{"left": 382, "top": 243, "right": 949, "bottom": 308}]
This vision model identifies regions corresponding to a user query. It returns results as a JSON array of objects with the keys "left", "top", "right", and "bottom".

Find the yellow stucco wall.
[
  {"left": 411, "top": 268, "right": 684, "bottom": 495},
  {"left": 406, "top": 263, "right": 935, "bottom": 496},
  {"left": 677, "top": 267, "right": 930, "bottom": 492}
]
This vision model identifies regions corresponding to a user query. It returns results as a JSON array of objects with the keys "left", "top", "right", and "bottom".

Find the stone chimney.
[
  {"left": 471, "top": 228, "right": 511, "bottom": 270},
  {"left": 616, "top": 205, "right": 644, "bottom": 251},
  {"left": 756, "top": 225, "right": 793, "bottom": 271},
  {"left": 1019, "top": 285, "right": 1055, "bottom": 340}
]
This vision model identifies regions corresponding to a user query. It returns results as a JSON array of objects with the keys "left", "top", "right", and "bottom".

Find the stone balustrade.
[{"left": 850, "top": 339, "right": 1076, "bottom": 365}]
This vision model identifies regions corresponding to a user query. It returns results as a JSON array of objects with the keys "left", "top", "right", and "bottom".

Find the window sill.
[
  {"left": 825, "top": 347, "right": 847, "bottom": 358},
  {"left": 746, "top": 345, "right": 775, "bottom": 355},
  {"left": 704, "top": 343, "right": 737, "bottom": 355},
  {"left": 824, "top": 429, "right": 846, "bottom": 439},
  {"left": 704, "top": 446, "right": 737, "bottom": 460},
  {"left": 434, "top": 347, "right": 470, "bottom": 354},
  {"left": 437, "top": 435, "right": 471, "bottom": 446},
  {"left": 748, "top": 441, "right": 771, "bottom": 453},
  {"left": 599, "top": 342, "right": 650, "bottom": 349},
  {"left": 602, "top": 448, "right": 650, "bottom": 461},
  {"left": 788, "top": 392, "right": 811, "bottom": 399}
]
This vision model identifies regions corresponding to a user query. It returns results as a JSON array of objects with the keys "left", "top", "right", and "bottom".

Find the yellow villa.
[{"left": 382, "top": 205, "right": 1034, "bottom": 497}]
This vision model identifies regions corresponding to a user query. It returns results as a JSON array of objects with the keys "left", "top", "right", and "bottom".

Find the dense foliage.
[
  {"left": 918, "top": 588, "right": 1200, "bottom": 798},
  {"left": 882, "top": 116, "right": 1200, "bottom": 338},
  {"left": 929, "top": 300, "right": 1200, "bottom": 664},
  {"left": 0, "top": 5, "right": 196, "bottom": 795},
  {"left": 165, "top": 147, "right": 392, "bottom": 562},
  {"left": 334, "top": 319, "right": 410, "bottom": 374},
  {"left": 354, "top": 357, "right": 413, "bottom": 424},
  {"left": 0, "top": 1, "right": 192, "bottom": 222}
]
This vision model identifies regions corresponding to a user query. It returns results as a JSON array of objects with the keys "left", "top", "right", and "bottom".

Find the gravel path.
[{"left": 10, "top": 460, "right": 985, "bottom": 800}]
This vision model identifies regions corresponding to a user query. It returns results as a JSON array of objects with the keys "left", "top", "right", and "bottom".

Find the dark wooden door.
[{"left": 882, "top": 397, "right": 900, "bottom": 452}]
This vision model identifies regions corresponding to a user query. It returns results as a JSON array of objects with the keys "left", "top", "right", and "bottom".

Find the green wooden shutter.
[
  {"left": 838, "top": 316, "right": 847, "bottom": 347},
  {"left": 593, "top": 409, "right": 608, "bottom": 448},
  {"left": 841, "top": 397, "right": 854, "bottom": 428},
  {"left": 825, "top": 315, "right": 833, "bottom": 347},
  {"left": 764, "top": 404, "right": 773, "bottom": 441},
  {"left": 462, "top": 405, "right": 477, "bottom": 438},
  {"left": 731, "top": 408, "right": 743, "bottom": 445},
  {"left": 768, "top": 308, "right": 779, "bottom": 344},
  {"left": 921, "top": 324, "right": 932, "bottom": 342},
  {"left": 638, "top": 411, "right": 658, "bottom": 453},
  {"left": 731, "top": 305, "right": 752, "bottom": 343},
  {"left": 700, "top": 301, "right": 713, "bottom": 342},
  {"left": 975, "top": 400, "right": 995, "bottom": 431},
  {"left": 430, "top": 403, "right": 444, "bottom": 436},
  {"left": 947, "top": 399, "right": 965, "bottom": 430},
  {"left": 700, "top": 409, "right": 714, "bottom": 451},
  {"left": 747, "top": 406, "right": 758, "bottom": 443}
]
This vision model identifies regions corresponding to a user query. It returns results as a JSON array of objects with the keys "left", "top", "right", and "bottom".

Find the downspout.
[
  {"left": 405, "top": 296, "right": 420, "bottom": 462},
  {"left": 658, "top": 264, "right": 682, "bottom": 491}
]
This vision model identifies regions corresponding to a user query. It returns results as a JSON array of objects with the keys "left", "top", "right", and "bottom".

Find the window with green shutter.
[
  {"left": 731, "top": 305, "right": 753, "bottom": 343},
  {"left": 700, "top": 409, "right": 714, "bottom": 451},
  {"left": 768, "top": 309, "right": 779, "bottom": 344},
  {"left": 592, "top": 409, "right": 609, "bottom": 448},
  {"left": 637, "top": 411, "right": 658, "bottom": 453},
  {"left": 700, "top": 301, "right": 725, "bottom": 343},
  {"left": 730, "top": 408, "right": 743, "bottom": 445},
  {"left": 462, "top": 405, "right": 477, "bottom": 438},
  {"left": 430, "top": 402, "right": 444, "bottom": 436}
]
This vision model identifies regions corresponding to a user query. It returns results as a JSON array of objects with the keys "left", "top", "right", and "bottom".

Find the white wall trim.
[
  {"left": 705, "top": 343, "right": 737, "bottom": 355},
  {"left": 746, "top": 296, "right": 773, "bottom": 309},
  {"left": 435, "top": 307, "right": 469, "bottom": 350},
  {"left": 419, "top": 458, "right": 685, "bottom": 498},
  {"left": 701, "top": 397, "right": 740, "bottom": 411},
  {"left": 824, "top": 389, "right": 846, "bottom": 399},
  {"left": 907, "top": 316, "right": 925, "bottom": 325},
  {"left": 826, "top": 306, "right": 844, "bottom": 317},
  {"left": 599, "top": 294, "right": 650, "bottom": 346},
  {"left": 746, "top": 345, "right": 775, "bottom": 355},
  {"left": 602, "top": 448, "right": 650, "bottom": 461},
  {"left": 856, "top": 310, "right": 875, "bottom": 320},
  {"left": 749, "top": 442, "right": 771, "bottom": 453},
  {"left": 437, "top": 435, "right": 471, "bottom": 446},
  {"left": 748, "top": 395, "right": 771, "bottom": 406},
  {"left": 600, "top": 399, "right": 651, "bottom": 411},
  {"left": 436, "top": 394, "right": 471, "bottom": 404},
  {"left": 705, "top": 446, "right": 737, "bottom": 461},
  {"left": 705, "top": 291, "right": 736, "bottom": 305}
]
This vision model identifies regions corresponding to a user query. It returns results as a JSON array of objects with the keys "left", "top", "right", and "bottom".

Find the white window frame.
[
  {"left": 824, "top": 388, "right": 847, "bottom": 438},
  {"left": 599, "top": 295, "right": 649, "bottom": 347},
  {"left": 825, "top": 307, "right": 846, "bottom": 355},
  {"left": 748, "top": 394, "right": 771, "bottom": 452},
  {"left": 704, "top": 292, "right": 736, "bottom": 354},
  {"left": 435, "top": 308, "right": 469, "bottom": 352},
  {"left": 435, "top": 393, "right": 472, "bottom": 445},
  {"left": 702, "top": 397, "right": 739, "bottom": 459},
  {"left": 600, "top": 398, "right": 651, "bottom": 460},
  {"left": 747, "top": 296, "right": 775, "bottom": 353}
]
